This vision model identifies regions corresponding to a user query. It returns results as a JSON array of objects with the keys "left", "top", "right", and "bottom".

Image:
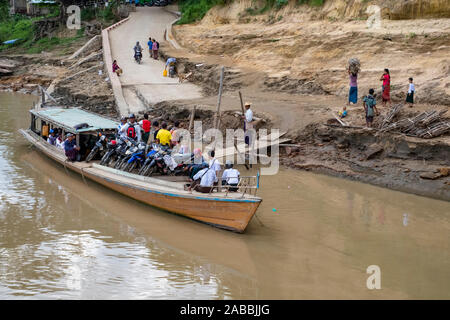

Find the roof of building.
[{"left": 30, "top": 107, "right": 119, "bottom": 133}]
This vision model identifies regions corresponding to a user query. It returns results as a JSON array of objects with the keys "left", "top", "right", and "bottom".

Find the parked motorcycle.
[
  {"left": 139, "top": 144, "right": 169, "bottom": 176},
  {"left": 86, "top": 132, "right": 107, "bottom": 162},
  {"left": 121, "top": 142, "right": 147, "bottom": 173},
  {"left": 114, "top": 139, "right": 134, "bottom": 169},
  {"left": 100, "top": 136, "right": 124, "bottom": 166},
  {"left": 138, "top": 143, "right": 159, "bottom": 176}
]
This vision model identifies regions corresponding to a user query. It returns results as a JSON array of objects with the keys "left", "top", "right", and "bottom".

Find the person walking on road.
[
  {"left": 147, "top": 37, "right": 153, "bottom": 58},
  {"left": 152, "top": 39, "right": 158, "bottom": 60}
]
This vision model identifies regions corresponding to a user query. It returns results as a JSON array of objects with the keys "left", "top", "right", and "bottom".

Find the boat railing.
[{"left": 208, "top": 171, "right": 261, "bottom": 198}]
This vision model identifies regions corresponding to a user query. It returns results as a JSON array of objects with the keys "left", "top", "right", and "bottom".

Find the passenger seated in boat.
[
  {"left": 64, "top": 133, "right": 80, "bottom": 162},
  {"left": 208, "top": 150, "right": 222, "bottom": 185},
  {"left": 189, "top": 165, "right": 217, "bottom": 193},
  {"left": 177, "top": 136, "right": 189, "bottom": 154},
  {"left": 56, "top": 130, "right": 65, "bottom": 150},
  {"left": 186, "top": 148, "right": 206, "bottom": 179},
  {"left": 47, "top": 129, "right": 57, "bottom": 146},
  {"left": 222, "top": 160, "right": 240, "bottom": 192}
]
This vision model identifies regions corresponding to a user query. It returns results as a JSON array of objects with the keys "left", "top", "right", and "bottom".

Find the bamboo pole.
[
  {"left": 214, "top": 66, "right": 225, "bottom": 130},
  {"left": 188, "top": 106, "right": 196, "bottom": 133},
  {"left": 238, "top": 91, "right": 245, "bottom": 115}
]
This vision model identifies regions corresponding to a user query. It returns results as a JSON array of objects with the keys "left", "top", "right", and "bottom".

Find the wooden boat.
[{"left": 19, "top": 107, "right": 262, "bottom": 233}]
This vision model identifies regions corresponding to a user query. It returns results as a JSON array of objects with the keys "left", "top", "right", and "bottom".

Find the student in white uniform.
[
  {"left": 190, "top": 165, "right": 216, "bottom": 193},
  {"left": 222, "top": 160, "right": 240, "bottom": 192},
  {"left": 208, "top": 150, "right": 221, "bottom": 183}
]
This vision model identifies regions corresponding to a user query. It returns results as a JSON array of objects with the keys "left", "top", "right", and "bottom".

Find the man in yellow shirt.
[{"left": 156, "top": 122, "right": 172, "bottom": 146}]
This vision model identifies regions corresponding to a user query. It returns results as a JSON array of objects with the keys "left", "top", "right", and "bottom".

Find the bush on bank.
[{"left": 177, "top": 0, "right": 325, "bottom": 24}]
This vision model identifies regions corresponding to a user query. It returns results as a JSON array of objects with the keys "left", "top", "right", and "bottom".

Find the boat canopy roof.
[{"left": 30, "top": 108, "right": 119, "bottom": 133}]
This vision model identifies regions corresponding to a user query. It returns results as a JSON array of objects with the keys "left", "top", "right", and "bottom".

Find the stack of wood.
[
  {"left": 414, "top": 121, "right": 450, "bottom": 139},
  {"left": 379, "top": 109, "right": 450, "bottom": 139},
  {"left": 380, "top": 103, "right": 403, "bottom": 129}
]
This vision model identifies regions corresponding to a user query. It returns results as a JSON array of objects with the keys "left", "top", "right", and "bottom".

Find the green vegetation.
[
  {"left": 0, "top": 1, "right": 120, "bottom": 54},
  {"left": 178, "top": 0, "right": 230, "bottom": 24},
  {"left": 0, "top": 16, "right": 38, "bottom": 48},
  {"left": 81, "top": 1, "right": 119, "bottom": 23},
  {"left": 25, "top": 28, "right": 85, "bottom": 54},
  {"left": 297, "top": 0, "right": 325, "bottom": 6}
]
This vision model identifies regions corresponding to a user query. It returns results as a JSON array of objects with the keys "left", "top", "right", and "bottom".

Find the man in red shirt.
[{"left": 139, "top": 113, "right": 151, "bottom": 144}]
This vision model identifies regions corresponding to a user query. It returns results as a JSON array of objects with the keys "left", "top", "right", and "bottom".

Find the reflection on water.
[{"left": 0, "top": 92, "right": 449, "bottom": 299}]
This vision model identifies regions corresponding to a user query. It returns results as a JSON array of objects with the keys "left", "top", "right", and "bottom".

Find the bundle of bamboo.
[
  {"left": 379, "top": 109, "right": 449, "bottom": 139},
  {"left": 380, "top": 103, "right": 403, "bottom": 129},
  {"left": 415, "top": 121, "right": 450, "bottom": 139}
]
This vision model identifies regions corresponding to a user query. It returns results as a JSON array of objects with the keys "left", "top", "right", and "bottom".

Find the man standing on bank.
[{"left": 243, "top": 102, "right": 254, "bottom": 146}]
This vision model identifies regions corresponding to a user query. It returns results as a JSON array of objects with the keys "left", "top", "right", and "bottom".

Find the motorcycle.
[
  {"left": 99, "top": 136, "right": 124, "bottom": 166},
  {"left": 86, "top": 132, "right": 107, "bottom": 162},
  {"left": 168, "top": 65, "right": 176, "bottom": 78},
  {"left": 114, "top": 139, "right": 134, "bottom": 169},
  {"left": 138, "top": 143, "right": 159, "bottom": 176},
  {"left": 121, "top": 142, "right": 147, "bottom": 173},
  {"left": 134, "top": 51, "right": 142, "bottom": 64},
  {"left": 139, "top": 144, "right": 169, "bottom": 176}
]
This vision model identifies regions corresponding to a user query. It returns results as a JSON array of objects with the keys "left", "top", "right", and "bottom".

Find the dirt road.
[{"left": 108, "top": 7, "right": 202, "bottom": 115}]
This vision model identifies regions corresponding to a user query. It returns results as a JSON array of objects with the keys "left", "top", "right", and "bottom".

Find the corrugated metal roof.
[{"left": 31, "top": 108, "right": 118, "bottom": 133}]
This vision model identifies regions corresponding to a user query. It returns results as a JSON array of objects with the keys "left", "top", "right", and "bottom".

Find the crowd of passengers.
[{"left": 44, "top": 113, "right": 241, "bottom": 194}]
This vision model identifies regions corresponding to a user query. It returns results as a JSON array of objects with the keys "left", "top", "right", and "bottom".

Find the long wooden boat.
[{"left": 19, "top": 107, "right": 262, "bottom": 233}]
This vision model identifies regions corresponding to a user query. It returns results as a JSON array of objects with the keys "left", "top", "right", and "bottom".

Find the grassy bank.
[
  {"left": 0, "top": 1, "right": 119, "bottom": 54},
  {"left": 178, "top": 0, "right": 325, "bottom": 24}
]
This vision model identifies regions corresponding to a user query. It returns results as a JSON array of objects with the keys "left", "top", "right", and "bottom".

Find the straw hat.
[{"left": 244, "top": 102, "right": 252, "bottom": 107}]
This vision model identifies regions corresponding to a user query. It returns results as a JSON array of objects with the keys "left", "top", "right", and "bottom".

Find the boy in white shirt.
[{"left": 406, "top": 77, "right": 415, "bottom": 107}]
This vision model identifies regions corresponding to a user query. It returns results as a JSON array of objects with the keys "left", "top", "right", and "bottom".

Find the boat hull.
[{"left": 20, "top": 129, "right": 261, "bottom": 232}]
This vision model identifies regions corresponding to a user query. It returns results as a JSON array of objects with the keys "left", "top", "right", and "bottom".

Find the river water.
[{"left": 0, "top": 92, "right": 449, "bottom": 299}]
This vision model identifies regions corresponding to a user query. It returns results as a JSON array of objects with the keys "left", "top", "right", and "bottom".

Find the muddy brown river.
[{"left": 0, "top": 92, "right": 449, "bottom": 299}]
